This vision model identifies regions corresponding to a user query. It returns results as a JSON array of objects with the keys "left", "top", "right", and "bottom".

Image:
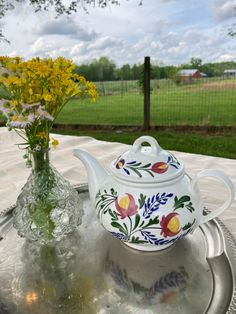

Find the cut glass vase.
[{"left": 13, "top": 149, "right": 83, "bottom": 244}]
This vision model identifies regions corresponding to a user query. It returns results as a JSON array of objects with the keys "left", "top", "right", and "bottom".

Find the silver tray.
[{"left": 0, "top": 184, "right": 236, "bottom": 314}]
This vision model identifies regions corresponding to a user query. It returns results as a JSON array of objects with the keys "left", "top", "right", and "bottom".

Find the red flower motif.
[
  {"left": 115, "top": 193, "right": 138, "bottom": 219},
  {"left": 151, "top": 162, "right": 169, "bottom": 174},
  {"left": 160, "top": 213, "right": 181, "bottom": 238}
]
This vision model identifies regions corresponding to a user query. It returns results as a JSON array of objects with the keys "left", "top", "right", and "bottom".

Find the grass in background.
[
  {"left": 56, "top": 87, "right": 236, "bottom": 126},
  {"left": 1, "top": 76, "right": 236, "bottom": 158},
  {"left": 52, "top": 128, "right": 236, "bottom": 159}
]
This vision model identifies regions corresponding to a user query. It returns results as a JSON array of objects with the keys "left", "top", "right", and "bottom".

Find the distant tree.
[
  {"left": 162, "top": 66, "right": 179, "bottom": 79},
  {"left": 95, "top": 56, "right": 116, "bottom": 81},
  {"left": 190, "top": 57, "right": 202, "bottom": 69},
  {"left": 180, "top": 63, "right": 191, "bottom": 70},
  {"left": 151, "top": 65, "right": 159, "bottom": 79},
  {"left": 74, "top": 56, "right": 116, "bottom": 81},
  {"left": 131, "top": 64, "right": 142, "bottom": 80},
  {"left": 119, "top": 64, "right": 132, "bottom": 80},
  {"left": 199, "top": 63, "right": 215, "bottom": 77}
]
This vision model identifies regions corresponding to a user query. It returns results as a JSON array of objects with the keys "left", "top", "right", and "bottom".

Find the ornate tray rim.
[{"left": 214, "top": 217, "right": 236, "bottom": 314}]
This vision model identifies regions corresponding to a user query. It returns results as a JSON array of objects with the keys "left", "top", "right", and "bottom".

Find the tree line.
[{"left": 74, "top": 56, "right": 236, "bottom": 81}]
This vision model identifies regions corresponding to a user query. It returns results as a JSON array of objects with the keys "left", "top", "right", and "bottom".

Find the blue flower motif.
[
  {"left": 143, "top": 192, "right": 174, "bottom": 219},
  {"left": 110, "top": 231, "right": 129, "bottom": 242}
]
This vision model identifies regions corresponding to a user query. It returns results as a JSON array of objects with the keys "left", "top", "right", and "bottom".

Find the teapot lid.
[{"left": 111, "top": 136, "right": 184, "bottom": 183}]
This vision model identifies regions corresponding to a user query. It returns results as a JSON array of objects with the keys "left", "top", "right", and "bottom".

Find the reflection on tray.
[{"left": 104, "top": 233, "right": 212, "bottom": 313}]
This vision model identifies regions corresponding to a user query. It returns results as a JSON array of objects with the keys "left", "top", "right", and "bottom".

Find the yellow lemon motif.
[
  {"left": 118, "top": 195, "right": 130, "bottom": 210},
  {"left": 118, "top": 161, "right": 123, "bottom": 168},
  {"left": 159, "top": 164, "right": 168, "bottom": 169},
  {"left": 167, "top": 216, "right": 180, "bottom": 233}
]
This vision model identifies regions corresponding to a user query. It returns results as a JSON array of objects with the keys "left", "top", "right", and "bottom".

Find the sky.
[{"left": 1, "top": 0, "right": 236, "bottom": 66}]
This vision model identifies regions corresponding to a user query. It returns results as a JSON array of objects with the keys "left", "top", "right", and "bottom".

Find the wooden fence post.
[{"left": 143, "top": 56, "right": 151, "bottom": 130}]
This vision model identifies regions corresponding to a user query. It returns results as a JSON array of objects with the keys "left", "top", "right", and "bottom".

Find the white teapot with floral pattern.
[{"left": 74, "top": 136, "right": 235, "bottom": 251}]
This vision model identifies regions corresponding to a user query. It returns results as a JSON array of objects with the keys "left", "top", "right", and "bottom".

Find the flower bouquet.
[{"left": 0, "top": 56, "right": 97, "bottom": 243}]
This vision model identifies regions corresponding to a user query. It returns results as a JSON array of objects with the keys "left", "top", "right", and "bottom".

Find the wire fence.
[
  {"left": 61, "top": 76, "right": 236, "bottom": 128},
  {"left": 2, "top": 73, "right": 233, "bottom": 129}
]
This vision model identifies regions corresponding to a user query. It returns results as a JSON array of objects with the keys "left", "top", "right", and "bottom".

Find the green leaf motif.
[
  {"left": 108, "top": 209, "right": 118, "bottom": 221},
  {"left": 123, "top": 223, "right": 129, "bottom": 234},
  {"left": 182, "top": 219, "right": 196, "bottom": 230},
  {"left": 128, "top": 166, "right": 142, "bottom": 177},
  {"left": 143, "top": 216, "right": 159, "bottom": 228},
  {"left": 111, "top": 221, "right": 122, "bottom": 229},
  {"left": 174, "top": 195, "right": 192, "bottom": 211},
  {"left": 130, "top": 236, "right": 148, "bottom": 244},
  {"left": 138, "top": 193, "right": 146, "bottom": 209},
  {"left": 141, "top": 163, "right": 152, "bottom": 168},
  {"left": 186, "top": 202, "right": 195, "bottom": 213},
  {"left": 111, "top": 222, "right": 128, "bottom": 236},
  {"left": 134, "top": 214, "right": 141, "bottom": 230}
]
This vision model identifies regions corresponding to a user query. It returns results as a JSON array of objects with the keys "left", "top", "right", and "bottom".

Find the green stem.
[
  {"left": 31, "top": 149, "right": 50, "bottom": 174},
  {"left": 14, "top": 128, "right": 28, "bottom": 141},
  {"left": 128, "top": 216, "right": 133, "bottom": 234},
  {"left": 52, "top": 98, "right": 70, "bottom": 122}
]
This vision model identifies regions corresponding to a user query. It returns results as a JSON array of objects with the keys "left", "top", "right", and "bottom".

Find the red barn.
[{"left": 178, "top": 69, "right": 206, "bottom": 82}]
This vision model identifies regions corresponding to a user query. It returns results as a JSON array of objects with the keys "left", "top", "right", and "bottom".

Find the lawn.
[
  {"left": 1, "top": 77, "right": 236, "bottom": 126},
  {"left": 1, "top": 77, "right": 236, "bottom": 159},
  {"left": 56, "top": 85, "right": 236, "bottom": 126},
  {"left": 53, "top": 77, "right": 236, "bottom": 159},
  {"left": 52, "top": 129, "right": 236, "bottom": 160}
]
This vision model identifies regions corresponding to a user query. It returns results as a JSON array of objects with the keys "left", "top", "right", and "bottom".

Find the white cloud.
[
  {"left": 1, "top": 0, "right": 236, "bottom": 66},
  {"left": 217, "top": 53, "right": 236, "bottom": 61},
  {"left": 183, "top": 30, "right": 203, "bottom": 44},
  {"left": 213, "top": 0, "right": 236, "bottom": 21},
  {"left": 30, "top": 37, "right": 58, "bottom": 56},
  {"left": 36, "top": 18, "right": 98, "bottom": 41},
  {"left": 70, "top": 43, "right": 87, "bottom": 56},
  {"left": 88, "top": 36, "right": 123, "bottom": 50}
]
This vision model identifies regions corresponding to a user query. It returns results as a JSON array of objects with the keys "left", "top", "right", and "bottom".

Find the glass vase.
[{"left": 13, "top": 149, "right": 83, "bottom": 244}]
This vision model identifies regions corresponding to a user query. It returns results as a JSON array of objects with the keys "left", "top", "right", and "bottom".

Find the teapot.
[{"left": 74, "top": 136, "right": 235, "bottom": 251}]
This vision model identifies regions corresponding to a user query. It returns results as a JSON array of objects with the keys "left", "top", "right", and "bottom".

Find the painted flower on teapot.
[{"left": 74, "top": 136, "right": 234, "bottom": 251}]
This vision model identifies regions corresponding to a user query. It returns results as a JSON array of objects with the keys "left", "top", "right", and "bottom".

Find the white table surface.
[{"left": 0, "top": 127, "right": 236, "bottom": 238}]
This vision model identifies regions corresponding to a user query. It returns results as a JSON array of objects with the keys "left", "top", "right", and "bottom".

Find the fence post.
[{"left": 143, "top": 56, "right": 151, "bottom": 130}]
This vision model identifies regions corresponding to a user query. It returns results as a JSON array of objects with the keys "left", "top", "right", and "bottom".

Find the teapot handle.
[
  {"left": 191, "top": 169, "right": 235, "bottom": 224},
  {"left": 131, "top": 136, "right": 162, "bottom": 156}
]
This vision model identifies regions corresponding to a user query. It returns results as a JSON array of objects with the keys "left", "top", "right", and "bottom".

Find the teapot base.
[{"left": 123, "top": 241, "right": 175, "bottom": 252}]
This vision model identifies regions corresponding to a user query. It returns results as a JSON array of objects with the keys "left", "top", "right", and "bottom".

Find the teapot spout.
[{"left": 73, "top": 149, "right": 108, "bottom": 203}]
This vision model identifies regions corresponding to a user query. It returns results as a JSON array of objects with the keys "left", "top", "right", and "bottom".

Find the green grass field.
[
  {"left": 1, "top": 77, "right": 236, "bottom": 158},
  {"left": 52, "top": 129, "right": 236, "bottom": 159},
  {"left": 56, "top": 88, "right": 236, "bottom": 126}
]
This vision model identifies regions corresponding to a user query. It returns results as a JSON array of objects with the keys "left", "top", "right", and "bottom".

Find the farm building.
[
  {"left": 178, "top": 69, "right": 207, "bottom": 82},
  {"left": 223, "top": 69, "right": 236, "bottom": 77}
]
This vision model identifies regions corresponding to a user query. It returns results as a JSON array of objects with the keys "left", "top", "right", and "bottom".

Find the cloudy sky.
[{"left": 1, "top": 0, "right": 236, "bottom": 66}]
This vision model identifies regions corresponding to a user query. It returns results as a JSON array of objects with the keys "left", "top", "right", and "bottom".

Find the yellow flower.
[
  {"left": 36, "top": 132, "right": 48, "bottom": 140},
  {"left": 12, "top": 115, "right": 18, "bottom": 122},
  {"left": 0, "top": 55, "right": 98, "bottom": 148},
  {"left": 6, "top": 76, "right": 21, "bottom": 86},
  {"left": 51, "top": 138, "right": 59, "bottom": 149},
  {"left": 43, "top": 94, "right": 53, "bottom": 102},
  {"left": 11, "top": 100, "right": 19, "bottom": 109}
]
